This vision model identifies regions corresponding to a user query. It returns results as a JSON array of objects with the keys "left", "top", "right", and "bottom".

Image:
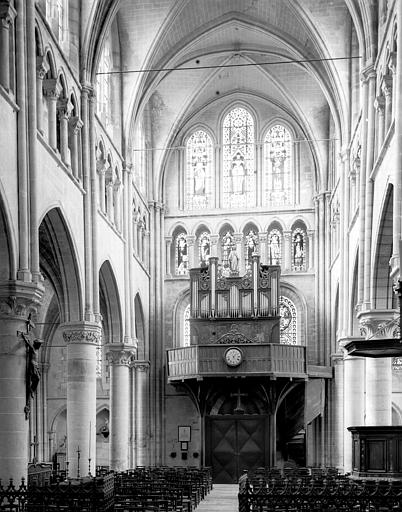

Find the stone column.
[
  {"left": 36, "top": 56, "right": 49, "bottom": 134},
  {"left": 259, "top": 232, "right": 268, "bottom": 265},
  {"left": 43, "top": 79, "right": 61, "bottom": 150},
  {"left": 343, "top": 354, "right": 365, "bottom": 473},
  {"left": 331, "top": 353, "right": 344, "bottom": 470},
  {"left": 186, "top": 235, "right": 195, "bottom": 269},
  {"left": 62, "top": 322, "right": 101, "bottom": 477},
  {"left": 137, "top": 220, "right": 144, "bottom": 260},
  {"left": 113, "top": 179, "right": 122, "bottom": 231},
  {"left": 0, "top": 1, "right": 16, "bottom": 91},
  {"left": 97, "top": 163, "right": 106, "bottom": 212},
  {"left": 0, "top": 281, "right": 43, "bottom": 482},
  {"left": 165, "top": 238, "right": 172, "bottom": 276},
  {"left": 381, "top": 75, "right": 393, "bottom": 134},
  {"left": 307, "top": 230, "right": 314, "bottom": 270},
  {"left": 57, "top": 98, "right": 73, "bottom": 165},
  {"left": 134, "top": 361, "right": 150, "bottom": 467},
  {"left": 210, "top": 234, "right": 219, "bottom": 258},
  {"left": 283, "top": 231, "right": 292, "bottom": 271},
  {"left": 359, "top": 311, "right": 397, "bottom": 425},
  {"left": 69, "top": 117, "right": 83, "bottom": 180},
  {"left": 374, "top": 95, "right": 385, "bottom": 157},
  {"left": 106, "top": 180, "right": 114, "bottom": 223},
  {"left": 106, "top": 344, "right": 135, "bottom": 471}
]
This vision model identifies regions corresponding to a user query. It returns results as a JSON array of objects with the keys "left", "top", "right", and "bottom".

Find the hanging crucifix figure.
[{"left": 18, "top": 314, "right": 44, "bottom": 419}]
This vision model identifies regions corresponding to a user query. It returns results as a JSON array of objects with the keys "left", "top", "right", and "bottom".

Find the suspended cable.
[{"left": 96, "top": 55, "right": 361, "bottom": 75}]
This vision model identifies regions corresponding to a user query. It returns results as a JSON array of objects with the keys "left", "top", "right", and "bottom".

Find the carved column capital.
[
  {"left": 106, "top": 343, "right": 135, "bottom": 367},
  {"left": 381, "top": 75, "right": 393, "bottom": 97},
  {"left": 185, "top": 235, "right": 195, "bottom": 247},
  {"left": 259, "top": 231, "right": 268, "bottom": 243},
  {"left": 360, "top": 64, "right": 376, "bottom": 83},
  {"left": 388, "top": 52, "right": 397, "bottom": 75},
  {"left": 0, "top": 281, "right": 43, "bottom": 320},
  {"left": 36, "top": 56, "right": 50, "bottom": 80},
  {"left": 133, "top": 360, "right": 150, "bottom": 372},
  {"left": 57, "top": 98, "right": 74, "bottom": 120},
  {"left": 0, "top": 1, "right": 16, "bottom": 27},
  {"left": 61, "top": 322, "right": 101, "bottom": 345},
  {"left": 69, "top": 116, "right": 83, "bottom": 134},
  {"left": 357, "top": 310, "right": 399, "bottom": 339},
  {"left": 283, "top": 230, "right": 292, "bottom": 240},
  {"left": 43, "top": 78, "right": 62, "bottom": 100},
  {"left": 374, "top": 95, "right": 385, "bottom": 114}
]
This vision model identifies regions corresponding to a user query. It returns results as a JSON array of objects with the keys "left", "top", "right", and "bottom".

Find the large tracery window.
[
  {"left": 96, "top": 33, "right": 112, "bottom": 126},
  {"left": 183, "top": 304, "right": 191, "bottom": 347},
  {"left": 175, "top": 233, "right": 188, "bottom": 275},
  {"left": 279, "top": 296, "right": 297, "bottom": 345},
  {"left": 264, "top": 125, "right": 292, "bottom": 206},
  {"left": 223, "top": 107, "right": 255, "bottom": 208},
  {"left": 186, "top": 130, "right": 213, "bottom": 210}
]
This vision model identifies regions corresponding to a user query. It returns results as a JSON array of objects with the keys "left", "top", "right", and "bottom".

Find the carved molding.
[
  {"left": 106, "top": 344, "right": 135, "bottom": 366},
  {"left": 0, "top": 282, "right": 43, "bottom": 320},
  {"left": 215, "top": 324, "right": 254, "bottom": 344},
  {"left": 61, "top": 323, "right": 101, "bottom": 345}
]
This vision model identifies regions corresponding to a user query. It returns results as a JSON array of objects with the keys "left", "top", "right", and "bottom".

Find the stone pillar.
[
  {"left": 307, "top": 230, "right": 314, "bottom": 270},
  {"left": 382, "top": 75, "right": 393, "bottom": 134},
  {"left": 106, "top": 344, "right": 135, "bottom": 471},
  {"left": 259, "top": 232, "right": 268, "bottom": 265},
  {"left": 210, "top": 234, "right": 219, "bottom": 258},
  {"left": 137, "top": 220, "right": 144, "bottom": 260},
  {"left": 283, "top": 231, "right": 292, "bottom": 271},
  {"left": 0, "top": 281, "right": 43, "bottom": 482},
  {"left": 165, "top": 238, "right": 172, "bottom": 276},
  {"left": 43, "top": 79, "right": 61, "bottom": 150},
  {"left": 331, "top": 353, "right": 344, "bottom": 470},
  {"left": 57, "top": 98, "right": 73, "bottom": 165},
  {"left": 359, "top": 311, "right": 397, "bottom": 426},
  {"left": 36, "top": 56, "right": 49, "bottom": 134},
  {"left": 186, "top": 235, "right": 195, "bottom": 269},
  {"left": 106, "top": 181, "right": 114, "bottom": 223},
  {"left": 62, "top": 323, "right": 101, "bottom": 477},
  {"left": 0, "top": 1, "right": 16, "bottom": 91},
  {"left": 113, "top": 179, "right": 122, "bottom": 231},
  {"left": 374, "top": 95, "right": 385, "bottom": 157},
  {"left": 69, "top": 117, "right": 83, "bottom": 180},
  {"left": 97, "top": 164, "right": 106, "bottom": 212},
  {"left": 134, "top": 361, "right": 150, "bottom": 467},
  {"left": 343, "top": 354, "right": 365, "bottom": 473}
]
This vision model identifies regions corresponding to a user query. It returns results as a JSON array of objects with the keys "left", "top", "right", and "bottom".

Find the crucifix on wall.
[{"left": 231, "top": 387, "right": 248, "bottom": 415}]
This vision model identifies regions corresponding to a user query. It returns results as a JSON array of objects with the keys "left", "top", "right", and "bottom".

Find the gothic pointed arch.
[
  {"left": 39, "top": 207, "right": 83, "bottom": 322},
  {"left": 372, "top": 186, "right": 395, "bottom": 309},
  {"left": 99, "top": 260, "right": 123, "bottom": 344}
]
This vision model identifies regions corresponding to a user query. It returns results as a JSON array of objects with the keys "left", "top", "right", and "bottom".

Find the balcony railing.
[{"left": 167, "top": 343, "right": 306, "bottom": 381}]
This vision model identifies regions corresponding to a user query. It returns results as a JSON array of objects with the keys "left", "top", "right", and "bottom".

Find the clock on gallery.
[{"left": 224, "top": 347, "right": 243, "bottom": 367}]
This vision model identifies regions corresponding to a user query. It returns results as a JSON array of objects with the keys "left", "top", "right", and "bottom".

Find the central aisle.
[{"left": 196, "top": 484, "right": 239, "bottom": 512}]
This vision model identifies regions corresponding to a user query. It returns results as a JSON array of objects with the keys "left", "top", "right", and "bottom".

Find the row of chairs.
[{"left": 114, "top": 466, "right": 213, "bottom": 512}]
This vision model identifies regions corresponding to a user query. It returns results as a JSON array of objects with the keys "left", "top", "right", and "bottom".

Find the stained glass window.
[
  {"left": 175, "top": 233, "right": 188, "bottom": 275},
  {"left": 96, "top": 33, "right": 112, "bottom": 125},
  {"left": 292, "top": 228, "right": 306, "bottom": 271},
  {"left": 268, "top": 229, "right": 282, "bottom": 266},
  {"left": 223, "top": 107, "right": 255, "bottom": 208},
  {"left": 198, "top": 232, "right": 211, "bottom": 266},
  {"left": 220, "top": 231, "right": 235, "bottom": 271},
  {"left": 186, "top": 131, "right": 213, "bottom": 209},
  {"left": 245, "top": 229, "right": 258, "bottom": 270},
  {"left": 183, "top": 304, "right": 190, "bottom": 347},
  {"left": 264, "top": 125, "right": 292, "bottom": 206},
  {"left": 279, "top": 296, "right": 297, "bottom": 345}
]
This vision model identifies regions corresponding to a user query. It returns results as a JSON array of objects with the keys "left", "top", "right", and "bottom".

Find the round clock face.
[{"left": 224, "top": 347, "right": 243, "bottom": 367}]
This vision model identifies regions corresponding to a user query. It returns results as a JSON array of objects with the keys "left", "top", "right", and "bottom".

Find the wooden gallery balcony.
[
  {"left": 167, "top": 257, "right": 307, "bottom": 382},
  {"left": 167, "top": 343, "right": 306, "bottom": 381}
]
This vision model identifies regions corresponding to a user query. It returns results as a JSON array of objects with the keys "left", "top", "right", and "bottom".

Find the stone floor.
[{"left": 196, "top": 484, "right": 239, "bottom": 511}]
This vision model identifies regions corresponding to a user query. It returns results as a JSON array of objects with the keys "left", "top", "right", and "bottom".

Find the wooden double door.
[{"left": 205, "top": 415, "right": 270, "bottom": 483}]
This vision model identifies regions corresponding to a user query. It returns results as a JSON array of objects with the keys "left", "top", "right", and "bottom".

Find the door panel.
[{"left": 206, "top": 415, "right": 269, "bottom": 483}]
